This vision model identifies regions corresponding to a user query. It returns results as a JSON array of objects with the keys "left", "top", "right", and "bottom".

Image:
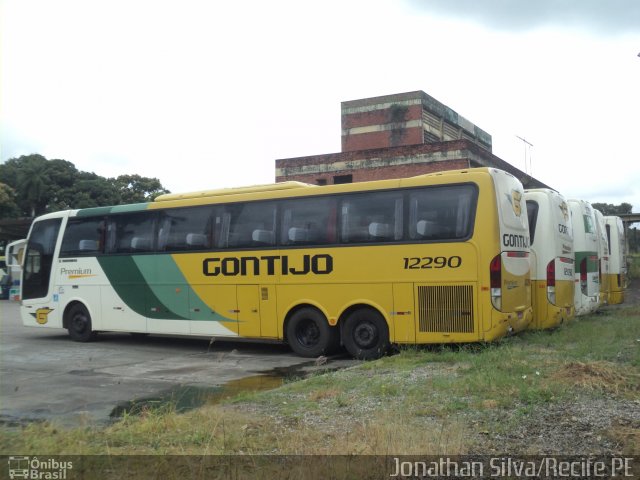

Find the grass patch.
[
  {"left": 2, "top": 305, "right": 639, "bottom": 457},
  {"left": 628, "top": 253, "right": 640, "bottom": 280},
  {"left": 552, "top": 361, "right": 639, "bottom": 394}
]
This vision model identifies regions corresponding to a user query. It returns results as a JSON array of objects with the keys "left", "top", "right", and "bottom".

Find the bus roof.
[
  {"left": 32, "top": 167, "right": 499, "bottom": 220},
  {"left": 154, "top": 181, "right": 315, "bottom": 202}
]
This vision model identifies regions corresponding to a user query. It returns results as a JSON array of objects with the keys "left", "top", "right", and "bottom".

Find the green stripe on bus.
[
  {"left": 76, "top": 203, "right": 149, "bottom": 217},
  {"left": 97, "top": 255, "right": 188, "bottom": 320},
  {"left": 133, "top": 255, "right": 234, "bottom": 323},
  {"left": 110, "top": 203, "right": 150, "bottom": 214},
  {"left": 575, "top": 251, "right": 598, "bottom": 271},
  {"left": 76, "top": 206, "right": 114, "bottom": 217}
]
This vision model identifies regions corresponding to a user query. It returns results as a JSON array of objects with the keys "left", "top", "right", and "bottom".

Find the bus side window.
[
  {"left": 280, "top": 197, "right": 335, "bottom": 246},
  {"left": 409, "top": 185, "right": 476, "bottom": 241},
  {"left": 339, "top": 192, "right": 402, "bottom": 243},
  {"left": 60, "top": 217, "right": 105, "bottom": 257},
  {"left": 108, "top": 212, "right": 156, "bottom": 254},
  {"left": 526, "top": 200, "right": 539, "bottom": 243},
  {"left": 157, "top": 206, "right": 214, "bottom": 252},
  {"left": 226, "top": 202, "right": 277, "bottom": 248}
]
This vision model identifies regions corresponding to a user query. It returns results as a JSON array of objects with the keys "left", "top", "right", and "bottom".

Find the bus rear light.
[
  {"left": 546, "top": 259, "right": 556, "bottom": 304},
  {"left": 580, "top": 258, "right": 588, "bottom": 295},
  {"left": 490, "top": 254, "right": 502, "bottom": 310},
  {"left": 506, "top": 251, "right": 529, "bottom": 258},
  {"left": 546, "top": 260, "right": 556, "bottom": 287}
]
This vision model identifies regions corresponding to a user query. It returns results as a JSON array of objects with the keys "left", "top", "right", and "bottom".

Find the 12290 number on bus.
[{"left": 403, "top": 256, "right": 462, "bottom": 269}]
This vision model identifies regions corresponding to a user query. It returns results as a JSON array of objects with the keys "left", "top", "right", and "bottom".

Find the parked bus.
[
  {"left": 604, "top": 216, "right": 626, "bottom": 304},
  {"left": 593, "top": 210, "right": 611, "bottom": 306},
  {"left": 19, "top": 168, "right": 532, "bottom": 359},
  {"left": 567, "top": 199, "right": 600, "bottom": 315},
  {"left": 3, "top": 239, "right": 26, "bottom": 300},
  {"left": 524, "top": 189, "right": 575, "bottom": 329}
]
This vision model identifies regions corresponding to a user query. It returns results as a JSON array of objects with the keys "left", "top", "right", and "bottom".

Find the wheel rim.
[
  {"left": 353, "top": 321, "right": 378, "bottom": 349},
  {"left": 295, "top": 318, "right": 320, "bottom": 348}
]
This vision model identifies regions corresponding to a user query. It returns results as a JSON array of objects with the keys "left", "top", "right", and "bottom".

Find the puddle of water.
[
  {"left": 109, "top": 359, "right": 352, "bottom": 419},
  {"left": 109, "top": 374, "right": 284, "bottom": 418}
]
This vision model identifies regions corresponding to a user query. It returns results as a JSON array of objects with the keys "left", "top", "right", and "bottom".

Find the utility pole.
[{"left": 515, "top": 135, "right": 533, "bottom": 175}]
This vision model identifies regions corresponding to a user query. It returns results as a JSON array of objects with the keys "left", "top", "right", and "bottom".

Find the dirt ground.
[{"left": 472, "top": 277, "right": 640, "bottom": 455}]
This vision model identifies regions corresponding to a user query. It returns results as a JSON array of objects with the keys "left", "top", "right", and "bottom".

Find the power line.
[{"left": 515, "top": 135, "right": 534, "bottom": 175}]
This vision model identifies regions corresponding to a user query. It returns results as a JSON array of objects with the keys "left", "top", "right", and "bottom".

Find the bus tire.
[
  {"left": 342, "top": 308, "right": 389, "bottom": 360},
  {"left": 67, "top": 303, "right": 96, "bottom": 342},
  {"left": 286, "top": 307, "right": 338, "bottom": 358}
]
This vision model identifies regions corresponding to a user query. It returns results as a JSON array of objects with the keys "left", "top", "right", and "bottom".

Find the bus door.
[
  {"left": 99, "top": 260, "right": 148, "bottom": 333},
  {"left": 21, "top": 218, "right": 63, "bottom": 327},
  {"left": 236, "top": 285, "right": 278, "bottom": 339},
  {"left": 237, "top": 285, "right": 260, "bottom": 337},
  {"left": 188, "top": 285, "right": 273, "bottom": 339},
  {"left": 392, "top": 283, "right": 415, "bottom": 344},
  {"left": 190, "top": 285, "right": 239, "bottom": 336}
]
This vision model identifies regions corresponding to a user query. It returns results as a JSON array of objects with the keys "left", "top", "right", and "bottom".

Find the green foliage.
[
  {"left": 628, "top": 254, "right": 640, "bottom": 280},
  {"left": 0, "top": 154, "right": 170, "bottom": 217},
  {"left": 591, "top": 202, "right": 633, "bottom": 215},
  {"left": 111, "top": 174, "right": 170, "bottom": 203},
  {"left": 0, "top": 183, "right": 20, "bottom": 218}
]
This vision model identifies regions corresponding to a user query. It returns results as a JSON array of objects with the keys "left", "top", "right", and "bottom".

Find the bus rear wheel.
[
  {"left": 342, "top": 308, "right": 389, "bottom": 360},
  {"left": 67, "top": 304, "right": 96, "bottom": 342},
  {"left": 286, "top": 307, "right": 338, "bottom": 358}
]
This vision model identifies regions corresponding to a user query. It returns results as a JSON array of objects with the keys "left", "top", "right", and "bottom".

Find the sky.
[{"left": 1, "top": 0, "right": 639, "bottom": 210}]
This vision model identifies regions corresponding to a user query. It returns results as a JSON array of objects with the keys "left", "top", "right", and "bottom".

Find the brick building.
[{"left": 275, "top": 90, "right": 550, "bottom": 189}]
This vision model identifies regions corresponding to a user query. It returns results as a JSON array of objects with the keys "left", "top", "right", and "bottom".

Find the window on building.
[{"left": 333, "top": 174, "right": 352, "bottom": 184}]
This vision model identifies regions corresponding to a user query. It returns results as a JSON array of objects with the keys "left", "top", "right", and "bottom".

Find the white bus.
[
  {"left": 593, "top": 210, "right": 610, "bottom": 306},
  {"left": 604, "top": 216, "right": 626, "bottom": 305},
  {"left": 567, "top": 199, "right": 599, "bottom": 316},
  {"left": 525, "top": 189, "right": 575, "bottom": 329}
]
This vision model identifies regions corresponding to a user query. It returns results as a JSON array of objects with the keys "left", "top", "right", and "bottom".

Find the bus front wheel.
[
  {"left": 286, "top": 307, "right": 338, "bottom": 358},
  {"left": 342, "top": 308, "right": 389, "bottom": 360},
  {"left": 67, "top": 304, "right": 96, "bottom": 342}
]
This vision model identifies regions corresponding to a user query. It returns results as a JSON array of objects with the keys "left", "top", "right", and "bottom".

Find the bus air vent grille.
[{"left": 417, "top": 285, "right": 474, "bottom": 333}]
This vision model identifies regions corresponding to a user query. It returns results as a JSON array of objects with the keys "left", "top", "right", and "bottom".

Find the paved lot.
[{"left": 0, "top": 301, "right": 353, "bottom": 426}]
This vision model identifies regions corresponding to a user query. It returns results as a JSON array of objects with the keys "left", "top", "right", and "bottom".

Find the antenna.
[{"left": 515, "top": 135, "right": 534, "bottom": 175}]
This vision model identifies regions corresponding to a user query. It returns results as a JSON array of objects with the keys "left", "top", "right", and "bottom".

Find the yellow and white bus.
[
  {"left": 567, "top": 199, "right": 600, "bottom": 316},
  {"left": 593, "top": 210, "right": 611, "bottom": 306},
  {"left": 604, "top": 216, "right": 626, "bottom": 305},
  {"left": 524, "top": 189, "right": 574, "bottom": 329},
  {"left": 19, "top": 168, "right": 532, "bottom": 359}
]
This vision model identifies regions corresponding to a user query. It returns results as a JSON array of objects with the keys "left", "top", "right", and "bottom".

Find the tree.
[
  {"left": 15, "top": 155, "right": 49, "bottom": 217},
  {"left": 0, "top": 154, "right": 170, "bottom": 217},
  {"left": 111, "top": 174, "right": 170, "bottom": 203},
  {"left": 50, "top": 172, "right": 121, "bottom": 211},
  {"left": 0, "top": 183, "right": 20, "bottom": 218},
  {"left": 591, "top": 202, "right": 633, "bottom": 216}
]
